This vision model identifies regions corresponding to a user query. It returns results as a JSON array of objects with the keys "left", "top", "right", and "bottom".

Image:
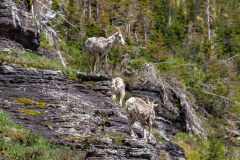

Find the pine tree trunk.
[
  {"left": 96, "top": 0, "right": 100, "bottom": 22},
  {"left": 168, "top": 0, "right": 172, "bottom": 25},
  {"left": 204, "top": 0, "right": 212, "bottom": 73},
  {"left": 88, "top": 0, "right": 92, "bottom": 23},
  {"left": 206, "top": 0, "right": 211, "bottom": 41},
  {"left": 144, "top": 16, "right": 148, "bottom": 44}
]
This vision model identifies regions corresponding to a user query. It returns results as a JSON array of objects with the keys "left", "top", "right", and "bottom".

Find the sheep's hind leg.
[
  {"left": 104, "top": 54, "right": 108, "bottom": 72},
  {"left": 89, "top": 54, "right": 93, "bottom": 73},
  {"left": 93, "top": 53, "right": 99, "bottom": 73},
  {"left": 148, "top": 121, "right": 152, "bottom": 142}
]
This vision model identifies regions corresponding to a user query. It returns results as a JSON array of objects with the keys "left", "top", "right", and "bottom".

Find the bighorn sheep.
[
  {"left": 85, "top": 28, "right": 125, "bottom": 73},
  {"left": 110, "top": 77, "right": 125, "bottom": 107},
  {"left": 125, "top": 97, "right": 157, "bottom": 141}
]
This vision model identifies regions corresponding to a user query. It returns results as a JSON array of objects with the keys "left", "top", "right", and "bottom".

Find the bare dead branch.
[
  {"left": 202, "top": 91, "right": 240, "bottom": 104},
  {"left": 34, "top": 0, "right": 80, "bottom": 32}
]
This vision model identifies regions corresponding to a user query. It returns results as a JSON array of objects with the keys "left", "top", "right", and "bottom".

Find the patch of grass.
[
  {"left": 0, "top": 110, "right": 86, "bottom": 159},
  {"left": 130, "top": 57, "right": 147, "bottom": 70},
  {"left": 2, "top": 131, "right": 25, "bottom": 142},
  {"left": 65, "top": 135, "right": 102, "bottom": 145},
  {"left": 229, "top": 103, "right": 240, "bottom": 115},
  {"left": 173, "top": 132, "right": 205, "bottom": 160},
  {"left": 65, "top": 135, "right": 91, "bottom": 143},
  {"left": 0, "top": 51, "right": 78, "bottom": 80},
  {"left": 154, "top": 132, "right": 166, "bottom": 143},
  {"left": 19, "top": 108, "right": 43, "bottom": 116},
  {"left": 83, "top": 81, "right": 96, "bottom": 87},
  {"left": 173, "top": 131, "right": 230, "bottom": 160},
  {"left": 106, "top": 132, "right": 129, "bottom": 146}
]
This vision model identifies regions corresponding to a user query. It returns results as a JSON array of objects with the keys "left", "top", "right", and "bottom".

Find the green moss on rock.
[
  {"left": 37, "top": 102, "right": 48, "bottom": 109},
  {"left": 15, "top": 98, "right": 36, "bottom": 106},
  {"left": 19, "top": 108, "right": 43, "bottom": 116}
]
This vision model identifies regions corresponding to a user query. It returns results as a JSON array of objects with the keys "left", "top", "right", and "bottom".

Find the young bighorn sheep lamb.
[
  {"left": 110, "top": 77, "right": 125, "bottom": 106},
  {"left": 85, "top": 27, "right": 125, "bottom": 73},
  {"left": 125, "top": 97, "right": 157, "bottom": 141}
]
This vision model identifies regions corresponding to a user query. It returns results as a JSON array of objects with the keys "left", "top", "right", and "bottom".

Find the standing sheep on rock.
[
  {"left": 85, "top": 27, "right": 125, "bottom": 73},
  {"left": 110, "top": 77, "right": 125, "bottom": 107},
  {"left": 125, "top": 97, "right": 157, "bottom": 141}
]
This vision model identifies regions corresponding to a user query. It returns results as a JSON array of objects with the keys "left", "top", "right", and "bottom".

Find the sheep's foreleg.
[
  {"left": 93, "top": 53, "right": 99, "bottom": 73},
  {"left": 119, "top": 97, "right": 123, "bottom": 107},
  {"left": 128, "top": 117, "right": 137, "bottom": 138},
  {"left": 104, "top": 54, "right": 108, "bottom": 71},
  {"left": 111, "top": 94, "right": 116, "bottom": 101},
  {"left": 96, "top": 53, "right": 99, "bottom": 72},
  {"left": 119, "top": 92, "right": 124, "bottom": 107},
  {"left": 148, "top": 121, "right": 152, "bottom": 142},
  {"left": 143, "top": 127, "right": 147, "bottom": 140}
]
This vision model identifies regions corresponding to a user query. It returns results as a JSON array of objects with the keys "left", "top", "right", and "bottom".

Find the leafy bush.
[
  {"left": 174, "top": 132, "right": 228, "bottom": 160},
  {"left": 207, "top": 139, "right": 226, "bottom": 160},
  {"left": 85, "top": 22, "right": 105, "bottom": 38},
  {"left": 130, "top": 57, "right": 147, "bottom": 70},
  {"left": 40, "top": 32, "right": 54, "bottom": 50}
]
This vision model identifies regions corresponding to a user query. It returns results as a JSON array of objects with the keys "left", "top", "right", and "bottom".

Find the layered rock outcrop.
[
  {"left": 77, "top": 72, "right": 204, "bottom": 137},
  {"left": 0, "top": 64, "right": 185, "bottom": 159}
]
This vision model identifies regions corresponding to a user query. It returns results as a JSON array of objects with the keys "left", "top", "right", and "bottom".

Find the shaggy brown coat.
[{"left": 126, "top": 97, "right": 157, "bottom": 141}]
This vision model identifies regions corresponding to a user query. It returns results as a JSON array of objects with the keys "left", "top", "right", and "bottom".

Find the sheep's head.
[
  {"left": 110, "top": 80, "right": 117, "bottom": 93},
  {"left": 115, "top": 27, "right": 125, "bottom": 45}
]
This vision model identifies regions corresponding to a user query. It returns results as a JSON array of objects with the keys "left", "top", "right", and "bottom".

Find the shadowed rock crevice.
[{"left": 0, "top": 0, "right": 39, "bottom": 51}]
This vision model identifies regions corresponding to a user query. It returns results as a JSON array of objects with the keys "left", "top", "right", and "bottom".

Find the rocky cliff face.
[
  {"left": 0, "top": 0, "right": 39, "bottom": 51},
  {"left": 0, "top": 64, "right": 185, "bottom": 159}
]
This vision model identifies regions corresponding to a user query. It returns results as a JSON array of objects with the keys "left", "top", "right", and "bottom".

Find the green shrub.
[
  {"left": 40, "top": 33, "right": 54, "bottom": 49},
  {"left": 130, "top": 58, "right": 147, "bottom": 70},
  {"left": 207, "top": 139, "right": 226, "bottom": 160},
  {"left": 229, "top": 103, "right": 240, "bottom": 116},
  {"left": 85, "top": 22, "right": 105, "bottom": 37}
]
